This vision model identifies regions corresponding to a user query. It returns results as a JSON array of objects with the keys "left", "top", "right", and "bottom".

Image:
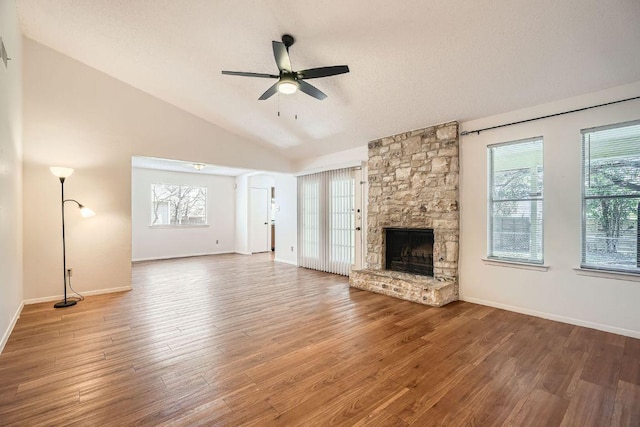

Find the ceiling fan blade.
[
  {"left": 297, "top": 65, "right": 350, "bottom": 80},
  {"left": 272, "top": 41, "right": 292, "bottom": 72},
  {"left": 259, "top": 82, "right": 280, "bottom": 100},
  {"left": 298, "top": 80, "right": 327, "bottom": 100},
  {"left": 222, "top": 71, "right": 279, "bottom": 78}
]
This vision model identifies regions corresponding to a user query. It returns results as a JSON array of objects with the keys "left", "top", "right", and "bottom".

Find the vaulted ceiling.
[{"left": 16, "top": 0, "right": 640, "bottom": 160}]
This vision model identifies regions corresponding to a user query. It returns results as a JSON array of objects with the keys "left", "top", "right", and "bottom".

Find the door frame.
[{"left": 249, "top": 186, "right": 270, "bottom": 253}]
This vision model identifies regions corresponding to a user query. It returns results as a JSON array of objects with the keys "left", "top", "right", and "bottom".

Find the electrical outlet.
[
  {"left": 67, "top": 268, "right": 73, "bottom": 277},
  {"left": 291, "top": 246, "right": 294, "bottom": 252},
  {"left": 216, "top": 240, "right": 219, "bottom": 244}
]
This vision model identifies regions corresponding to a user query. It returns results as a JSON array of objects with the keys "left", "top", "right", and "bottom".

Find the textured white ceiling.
[{"left": 16, "top": 0, "right": 640, "bottom": 160}]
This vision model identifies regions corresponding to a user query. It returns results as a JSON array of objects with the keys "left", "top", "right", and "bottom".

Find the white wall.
[
  {"left": 249, "top": 174, "right": 275, "bottom": 189},
  {"left": 22, "top": 39, "right": 292, "bottom": 301},
  {"left": 0, "top": 2, "right": 23, "bottom": 352},
  {"left": 274, "top": 174, "right": 298, "bottom": 265},
  {"left": 234, "top": 174, "right": 250, "bottom": 254},
  {"left": 131, "top": 168, "right": 235, "bottom": 261},
  {"left": 459, "top": 81, "right": 640, "bottom": 338}
]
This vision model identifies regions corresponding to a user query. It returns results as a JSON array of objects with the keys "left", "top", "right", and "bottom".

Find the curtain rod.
[{"left": 460, "top": 95, "right": 640, "bottom": 136}]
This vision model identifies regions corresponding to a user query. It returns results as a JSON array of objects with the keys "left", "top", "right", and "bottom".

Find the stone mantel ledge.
[{"left": 350, "top": 269, "right": 458, "bottom": 307}]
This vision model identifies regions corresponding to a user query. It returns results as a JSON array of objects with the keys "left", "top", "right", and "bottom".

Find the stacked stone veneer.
[{"left": 349, "top": 122, "right": 459, "bottom": 307}]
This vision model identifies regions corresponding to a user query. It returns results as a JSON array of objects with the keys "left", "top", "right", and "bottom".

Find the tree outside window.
[
  {"left": 582, "top": 121, "right": 640, "bottom": 272},
  {"left": 488, "top": 137, "right": 544, "bottom": 263},
  {"left": 151, "top": 184, "right": 207, "bottom": 226}
]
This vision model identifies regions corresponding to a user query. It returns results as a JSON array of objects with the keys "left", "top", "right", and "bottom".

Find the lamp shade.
[
  {"left": 79, "top": 206, "right": 96, "bottom": 218},
  {"left": 50, "top": 167, "right": 74, "bottom": 178}
]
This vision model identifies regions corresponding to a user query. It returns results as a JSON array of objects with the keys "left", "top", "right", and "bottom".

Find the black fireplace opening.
[{"left": 385, "top": 228, "right": 434, "bottom": 276}]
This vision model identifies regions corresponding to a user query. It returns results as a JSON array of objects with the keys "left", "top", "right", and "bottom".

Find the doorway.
[{"left": 250, "top": 187, "right": 270, "bottom": 253}]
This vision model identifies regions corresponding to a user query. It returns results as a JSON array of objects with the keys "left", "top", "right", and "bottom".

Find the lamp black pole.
[{"left": 54, "top": 176, "right": 77, "bottom": 308}]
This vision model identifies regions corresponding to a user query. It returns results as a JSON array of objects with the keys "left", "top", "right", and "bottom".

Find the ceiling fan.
[{"left": 221, "top": 34, "right": 349, "bottom": 101}]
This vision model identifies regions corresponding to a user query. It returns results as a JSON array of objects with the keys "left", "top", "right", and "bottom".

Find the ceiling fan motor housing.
[{"left": 282, "top": 34, "right": 295, "bottom": 48}]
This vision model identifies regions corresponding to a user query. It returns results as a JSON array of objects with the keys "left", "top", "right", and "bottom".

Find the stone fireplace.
[{"left": 349, "top": 122, "right": 459, "bottom": 307}]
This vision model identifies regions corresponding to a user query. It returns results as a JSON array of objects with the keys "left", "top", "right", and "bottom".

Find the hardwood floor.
[{"left": 1, "top": 253, "right": 639, "bottom": 426}]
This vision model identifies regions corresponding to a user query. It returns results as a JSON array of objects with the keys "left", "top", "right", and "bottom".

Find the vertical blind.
[
  {"left": 582, "top": 120, "right": 640, "bottom": 273},
  {"left": 298, "top": 168, "right": 355, "bottom": 276},
  {"left": 488, "top": 137, "right": 544, "bottom": 263}
]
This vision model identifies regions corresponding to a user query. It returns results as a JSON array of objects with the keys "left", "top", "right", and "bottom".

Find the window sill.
[
  {"left": 573, "top": 267, "right": 640, "bottom": 282},
  {"left": 482, "top": 258, "right": 549, "bottom": 272},
  {"left": 149, "top": 224, "right": 210, "bottom": 229}
]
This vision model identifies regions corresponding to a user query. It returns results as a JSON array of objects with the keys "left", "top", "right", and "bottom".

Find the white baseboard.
[
  {"left": 235, "top": 251, "right": 252, "bottom": 255},
  {"left": 0, "top": 301, "right": 24, "bottom": 354},
  {"left": 132, "top": 251, "right": 233, "bottom": 262},
  {"left": 24, "top": 286, "right": 132, "bottom": 305},
  {"left": 274, "top": 258, "right": 298, "bottom": 266},
  {"left": 460, "top": 295, "right": 640, "bottom": 339},
  {"left": 77, "top": 286, "right": 132, "bottom": 297}
]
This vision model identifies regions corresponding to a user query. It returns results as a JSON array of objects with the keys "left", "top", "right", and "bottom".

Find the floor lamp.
[{"left": 50, "top": 167, "right": 95, "bottom": 308}]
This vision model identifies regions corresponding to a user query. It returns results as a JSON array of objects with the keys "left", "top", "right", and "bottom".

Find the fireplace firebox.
[{"left": 385, "top": 228, "right": 434, "bottom": 276}]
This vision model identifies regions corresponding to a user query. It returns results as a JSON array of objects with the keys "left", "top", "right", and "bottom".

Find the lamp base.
[{"left": 54, "top": 299, "right": 77, "bottom": 308}]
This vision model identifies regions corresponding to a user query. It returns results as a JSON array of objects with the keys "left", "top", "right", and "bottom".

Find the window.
[
  {"left": 582, "top": 120, "right": 640, "bottom": 273},
  {"left": 298, "top": 168, "right": 355, "bottom": 276},
  {"left": 151, "top": 184, "right": 207, "bottom": 226},
  {"left": 329, "top": 175, "right": 355, "bottom": 265},
  {"left": 488, "top": 137, "right": 543, "bottom": 263}
]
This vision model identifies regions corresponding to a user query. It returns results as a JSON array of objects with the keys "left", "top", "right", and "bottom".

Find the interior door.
[{"left": 250, "top": 187, "right": 270, "bottom": 253}]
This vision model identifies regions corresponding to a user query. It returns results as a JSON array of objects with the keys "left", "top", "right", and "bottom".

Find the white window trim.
[
  {"left": 580, "top": 119, "right": 640, "bottom": 275},
  {"left": 487, "top": 136, "right": 544, "bottom": 264},
  {"left": 482, "top": 258, "right": 549, "bottom": 272},
  {"left": 573, "top": 267, "right": 640, "bottom": 282}
]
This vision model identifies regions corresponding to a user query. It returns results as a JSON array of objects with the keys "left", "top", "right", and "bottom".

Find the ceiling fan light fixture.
[
  {"left": 278, "top": 80, "right": 297, "bottom": 95},
  {"left": 221, "top": 34, "right": 349, "bottom": 100}
]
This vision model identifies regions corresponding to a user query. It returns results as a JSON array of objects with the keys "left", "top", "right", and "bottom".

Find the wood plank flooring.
[{"left": 1, "top": 253, "right": 638, "bottom": 426}]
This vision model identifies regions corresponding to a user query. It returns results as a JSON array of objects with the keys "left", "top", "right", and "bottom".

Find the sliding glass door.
[{"left": 298, "top": 168, "right": 356, "bottom": 276}]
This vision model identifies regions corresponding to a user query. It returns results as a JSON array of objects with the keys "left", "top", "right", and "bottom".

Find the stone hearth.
[{"left": 350, "top": 122, "right": 459, "bottom": 306}]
